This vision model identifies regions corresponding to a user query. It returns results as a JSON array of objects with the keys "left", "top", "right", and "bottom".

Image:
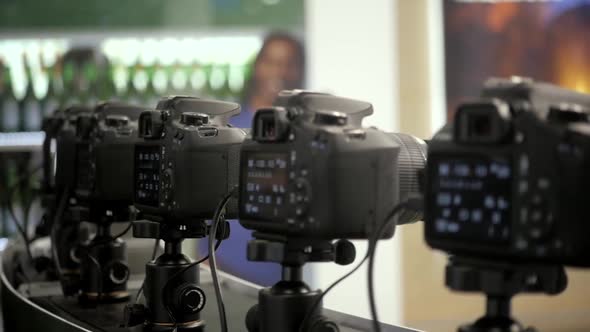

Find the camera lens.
[{"left": 388, "top": 133, "right": 427, "bottom": 225}]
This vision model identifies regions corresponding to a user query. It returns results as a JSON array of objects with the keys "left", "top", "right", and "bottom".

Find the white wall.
[
  {"left": 304, "top": 0, "right": 403, "bottom": 325},
  {"left": 427, "top": 0, "right": 447, "bottom": 135}
]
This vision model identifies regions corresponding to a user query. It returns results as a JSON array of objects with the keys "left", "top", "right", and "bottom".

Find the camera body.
[
  {"left": 55, "top": 105, "right": 94, "bottom": 197},
  {"left": 239, "top": 90, "right": 426, "bottom": 240},
  {"left": 425, "top": 77, "right": 590, "bottom": 267},
  {"left": 133, "top": 96, "right": 245, "bottom": 222},
  {"left": 74, "top": 102, "right": 144, "bottom": 221}
]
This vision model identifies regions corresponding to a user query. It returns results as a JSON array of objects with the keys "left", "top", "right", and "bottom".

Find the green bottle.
[
  {"left": 0, "top": 60, "right": 7, "bottom": 131},
  {"left": 96, "top": 62, "right": 116, "bottom": 103},
  {"left": 228, "top": 63, "right": 246, "bottom": 101},
  {"left": 151, "top": 62, "right": 169, "bottom": 105},
  {"left": 110, "top": 63, "right": 128, "bottom": 102},
  {"left": 189, "top": 61, "right": 208, "bottom": 98},
  {"left": 1, "top": 63, "right": 19, "bottom": 132},
  {"left": 126, "top": 64, "right": 142, "bottom": 105},
  {"left": 22, "top": 61, "right": 42, "bottom": 131},
  {"left": 42, "top": 59, "right": 63, "bottom": 118},
  {"left": 131, "top": 63, "right": 149, "bottom": 104},
  {"left": 60, "top": 60, "right": 79, "bottom": 107},
  {"left": 144, "top": 63, "right": 159, "bottom": 107},
  {"left": 169, "top": 62, "right": 189, "bottom": 96},
  {"left": 208, "top": 63, "right": 228, "bottom": 99},
  {"left": 82, "top": 61, "right": 99, "bottom": 105}
]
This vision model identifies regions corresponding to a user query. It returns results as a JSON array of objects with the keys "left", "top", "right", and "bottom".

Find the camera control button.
[
  {"left": 530, "top": 194, "right": 543, "bottom": 206},
  {"left": 529, "top": 227, "right": 544, "bottom": 240},
  {"left": 515, "top": 237, "right": 528, "bottom": 250},
  {"left": 518, "top": 180, "right": 528, "bottom": 194},
  {"left": 295, "top": 206, "right": 305, "bottom": 216},
  {"left": 530, "top": 209, "right": 543, "bottom": 223}
]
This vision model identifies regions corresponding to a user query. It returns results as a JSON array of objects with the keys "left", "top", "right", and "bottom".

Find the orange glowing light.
[{"left": 553, "top": 43, "right": 590, "bottom": 94}]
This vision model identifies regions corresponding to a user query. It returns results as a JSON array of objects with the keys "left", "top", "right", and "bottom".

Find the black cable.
[
  {"left": 298, "top": 202, "right": 410, "bottom": 332},
  {"left": 51, "top": 188, "right": 70, "bottom": 279},
  {"left": 299, "top": 247, "right": 370, "bottom": 332},
  {"left": 87, "top": 254, "right": 103, "bottom": 301},
  {"left": 367, "top": 202, "right": 408, "bottom": 332},
  {"left": 85, "top": 222, "right": 133, "bottom": 250},
  {"left": 21, "top": 187, "right": 36, "bottom": 256},
  {"left": 5, "top": 163, "right": 42, "bottom": 264},
  {"left": 208, "top": 187, "right": 237, "bottom": 332},
  {"left": 135, "top": 238, "right": 160, "bottom": 304}
]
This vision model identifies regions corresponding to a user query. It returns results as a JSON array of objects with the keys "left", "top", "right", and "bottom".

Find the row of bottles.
[
  {"left": 0, "top": 53, "right": 251, "bottom": 132},
  {"left": 0, "top": 155, "right": 35, "bottom": 238}
]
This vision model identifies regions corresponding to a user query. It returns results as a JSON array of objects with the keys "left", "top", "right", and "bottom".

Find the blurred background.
[{"left": 0, "top": 0, "right": 589, "bottom": 331}]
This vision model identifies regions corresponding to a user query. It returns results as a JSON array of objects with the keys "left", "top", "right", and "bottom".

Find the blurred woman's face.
[{"left": 254, "top": 39, "right": 301, "bottom": 98}]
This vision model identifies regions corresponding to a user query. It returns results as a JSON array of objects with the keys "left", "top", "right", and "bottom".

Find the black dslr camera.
[
  {"left": 239, "top": 90, "right": 426, "bottom": 332},
  {"left": 51, "top": 105, "right": 93, "bottom": 292},
  {"left": 425, "top": 77, "right": 590, "bottom": 267},
  {"left": 134, "top": 96, "right": 245, "bottom": 222},
  {"left": 39, "top": 108, "right": 69, "bottom": 237},
  {"left": 73, "top": 102, "right": 144, "bottom": 303},
  {"left": 75, "top": 102, "right": 144, "bottom": 219},
  {"left": 239, "top": 90, "right": 426, "bottom": 239},
  {"left": 125, "top": 96, "right": 245, "bottom": 331}
]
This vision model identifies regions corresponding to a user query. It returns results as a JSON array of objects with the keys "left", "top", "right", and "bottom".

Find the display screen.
[
  {"left": 429, "top": 156, "right": 512, "bottom": 243},
  {"left": 135, "top": 145, "right": 161, "bottom": 206},
  {"left": 241, "top": 152, "right": 289, "bottom": 221}
]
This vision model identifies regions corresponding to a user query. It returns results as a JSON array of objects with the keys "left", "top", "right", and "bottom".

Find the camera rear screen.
[
  {"left": 241, "top": 152, "right": 289, "bottom": 221},
  {"left": 429, "top": 156, "right": 512, "bottom": 243}
]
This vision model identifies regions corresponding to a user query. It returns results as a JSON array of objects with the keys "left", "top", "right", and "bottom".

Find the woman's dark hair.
[
  {"left": 241, "top": 31, "right": 305, "bottom": 106},
  {"left": 61, "top": 47, "right": 110, "bottom": 69}
]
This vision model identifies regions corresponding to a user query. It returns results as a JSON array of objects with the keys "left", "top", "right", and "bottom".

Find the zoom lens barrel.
[{"left": 388, "top": 133, "right": 427, "bottom": 225}]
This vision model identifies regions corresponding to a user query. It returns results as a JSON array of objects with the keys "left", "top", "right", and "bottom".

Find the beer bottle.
[
  {"left": 60, "top": 60, "right": 79, "bottom": 107},
  {"left": 0, "top": 63, "right": 19, "bottom": 132},
  {"left": 42, "top": 57, "right": 63, "bottom": 117}
]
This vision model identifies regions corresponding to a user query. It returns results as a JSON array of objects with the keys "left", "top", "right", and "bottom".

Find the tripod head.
[
  {"left": 446, "top": 256, "right": 567, "bottom": 332},
  {"left": 245, "top": 233, "right": 356, "bottom": 332},
  {"left": 125, "top": 219, "right": 229, "bottom": 331},
  {"left": 247, "top": 232, "right": 356, "bottom": 267}
]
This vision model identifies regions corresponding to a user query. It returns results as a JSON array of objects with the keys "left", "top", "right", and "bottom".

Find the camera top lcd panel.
[
  {"left": 134, "top": 96, "right": 245, "bottom": 222},
  {"left": 239, "top": 90, "right": 426, "bottom": 240},
  {"left": 425, "top": 77, "right": 590, "bottom": 267}
]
